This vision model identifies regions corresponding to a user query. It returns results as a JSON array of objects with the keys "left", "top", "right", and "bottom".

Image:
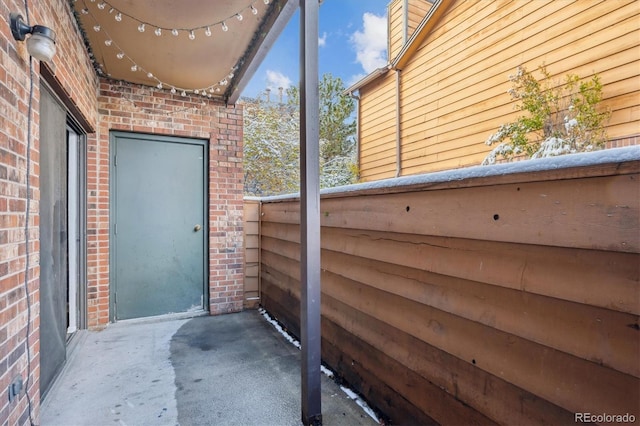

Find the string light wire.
[
  {"left": 88, "top": 0, "right": 262, "bottom": 37},
  {"left": 20, "top": 0, "right": 36, "bottom": 424}
]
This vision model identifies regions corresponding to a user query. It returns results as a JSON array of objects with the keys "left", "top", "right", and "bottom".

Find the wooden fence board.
[
  {"left": 322, "top": 270, "right": 639, "bottom": 416},
  {"left": 243, "top": 200, "right": 261, "bottom": 307},
  {"left": 324, "top": 176, "right": 638, "bottom": 252},
  {"left": 317, "top": 228, "right": 639, "bottom": 316},
  {"left": 321, "top": 324, "right": 435, "bottom": 426},
  {"left": 261, "top": 175, "right": 639, "bottom": 252},
  {"left": 323, "top": 295, "right": 576, "bottom": 426},
  {"left": 320, "top": 247, "right": 639, "bottom": 377},
  {"left": 255, "top": 158, "right": 640, "bottom": 423},
  {"left": 261, "top": 244, "right": 608, "bottom": 425},
  {"left": 320, "top": 307, "right": 494, "bottom": 426}
]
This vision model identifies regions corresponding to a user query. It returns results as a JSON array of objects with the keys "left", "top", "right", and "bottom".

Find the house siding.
[
  {"left": 359, "top": 0, "right": 640, "bottom": 181},
  {"left": 388, "top": 0, "right": 433, "bottom": 64},
  {"left": 407, "top": 0, "right": 431, "bottom": 39},
  {"left": 359, "top": 72, "right": 398, "bottom": 180},
  {"left": 388, "top": 0, "right": 404, "bottom": 60},
  {"left": 0, "top": 0, "right": 98, "bottom": 424}
]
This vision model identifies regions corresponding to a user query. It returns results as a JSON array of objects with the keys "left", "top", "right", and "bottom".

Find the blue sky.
[{"left": 242, "top": 0, "right": 390, "bottom": 99}]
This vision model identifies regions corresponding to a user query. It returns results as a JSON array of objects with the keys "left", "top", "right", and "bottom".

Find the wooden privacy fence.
[
  {"left": 250, "top": 147, "right": 640, "bottom": 425},
  {"left": 243, "top": 199, "right": 261, "bottom": 308}
]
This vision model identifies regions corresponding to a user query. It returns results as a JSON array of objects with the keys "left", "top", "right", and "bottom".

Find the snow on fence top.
[{"left": 248, "top": 146, "right": 640, "bottom": 203}]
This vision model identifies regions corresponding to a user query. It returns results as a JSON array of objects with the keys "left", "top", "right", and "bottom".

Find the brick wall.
[
  {"left": 2, "top": 1, "right": 246, "bottom": 423},
  {"left": 1, "top": 0, "right": 97, "bottom": 424},
  {"left": 90, "top": 79, "right": 245, "bottom": 327}
]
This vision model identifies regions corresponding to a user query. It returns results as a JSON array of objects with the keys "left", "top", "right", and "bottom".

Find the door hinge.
[
  {"left": 114, "top": 155, "right": 117, "bottom": 166},
  {"left": 114, "top": 223, "right": 118, "bottom": 235}
]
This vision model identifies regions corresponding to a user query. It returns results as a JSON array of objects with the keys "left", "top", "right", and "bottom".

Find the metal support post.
[{"left": 299, "top": 0, "right": 322, "bottom": 424}]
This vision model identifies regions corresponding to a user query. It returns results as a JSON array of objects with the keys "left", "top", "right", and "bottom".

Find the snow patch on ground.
[
  {"left": 259, "top": 307, "right": 301, "bottom": 349},
  {"left": 258, "top": 307, "right": 380, "bottom": 423},
  {"left": 321, "top": 365, "right": 334, "bottom": 378},
  {"left": 340, "top": 386, "right": 379, "bottom": 422}
]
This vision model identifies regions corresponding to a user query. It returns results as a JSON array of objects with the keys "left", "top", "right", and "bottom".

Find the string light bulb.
[
  {"left": 81, "top": 1, "right": 255, "bottom": 96},
  {"left": 87, "top": 2, "right": 267, "bottom": 42}
]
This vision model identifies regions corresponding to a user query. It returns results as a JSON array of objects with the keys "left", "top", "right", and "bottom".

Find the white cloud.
[
  {"left": 319, "top": 32, "right": 327, "bottom": 47},
  {"left": 350, "top": 13, "right": 387, "bottom": 74},
  {"left": 265, "top": 70, "right": 292, "bottom": 90}
]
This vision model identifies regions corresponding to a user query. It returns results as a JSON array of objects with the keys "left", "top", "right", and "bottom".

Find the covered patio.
[
  {"left": 2, "top": 0, "right": 638, "bottom": 425},
  {"left": 1, "top": 0, "right": 329, "bottom": 424},
  {"left": 40, "top": 310, "right": 377, "bottom": 426}
]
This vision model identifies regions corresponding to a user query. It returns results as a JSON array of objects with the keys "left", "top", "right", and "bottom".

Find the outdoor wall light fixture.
[{"left": 10, "top": 13, "right": 57, "bottom": 62}]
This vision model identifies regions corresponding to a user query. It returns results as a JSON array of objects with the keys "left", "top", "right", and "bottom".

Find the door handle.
[{"left": 193, "top": 224, "right": 202, "bottom": 232}]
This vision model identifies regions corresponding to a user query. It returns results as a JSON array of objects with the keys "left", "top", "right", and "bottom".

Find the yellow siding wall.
[
  {"left": 359, "top": 72, "right": 398, "bottom": 180},
  {"left": 407, "top": 0, "right": 432, "bottom": 38},
  {"left": 388, "top": 0, "right": 434, "bottom": 61},
  {"left": 388, "top": 0, "right": 404, "bottom": 60},
  {"left": 360, "top": 0, "right": 640, "bottom": 181}
]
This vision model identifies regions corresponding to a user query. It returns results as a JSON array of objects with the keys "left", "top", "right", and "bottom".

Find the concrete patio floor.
[{"left": 40, "top": 310, "right": 379, "bottom": 426}]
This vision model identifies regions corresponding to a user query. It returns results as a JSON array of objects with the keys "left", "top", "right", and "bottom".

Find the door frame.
[
  {"left": 108, "top": 131, "right": 209, "bottom": 322},
  {"left": 41, "top": 75, "right": 89, "bottom": 333},
  {"left": 66, "top": 125, "right": 88, "bottom": 333},
  {"left": 39, "top": 83, "right": 89, "bottom": 399}
]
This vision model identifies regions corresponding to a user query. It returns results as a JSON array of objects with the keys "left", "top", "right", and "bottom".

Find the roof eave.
[
  {"left": 341, "top": 0, "right": 453, "bottom": 95},
  {"left": 227, "top": 0, "right": 298, "bottom": 105},
  {"left": 342, "top": 65, "right": 390, "bottom": 95}
]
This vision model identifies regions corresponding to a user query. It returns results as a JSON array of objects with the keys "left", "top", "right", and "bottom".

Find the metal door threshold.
[{"left": 113, "top": 310, "right": 209, "bottom": 327}]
